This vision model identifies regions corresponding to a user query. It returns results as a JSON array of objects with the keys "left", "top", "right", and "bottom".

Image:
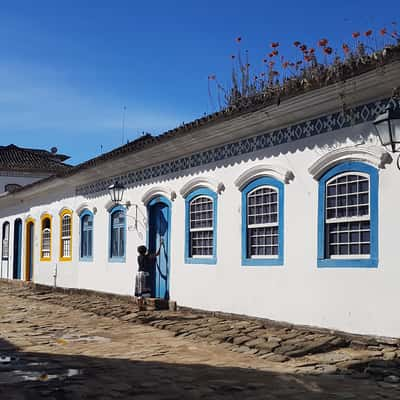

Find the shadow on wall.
[{"left": 0, "top": 336, "right": 397, "bottom": 399}]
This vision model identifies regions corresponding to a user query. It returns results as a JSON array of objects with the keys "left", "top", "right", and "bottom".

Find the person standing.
[{"left": 135, "top": 239, "right": 163, "bottom": 310}]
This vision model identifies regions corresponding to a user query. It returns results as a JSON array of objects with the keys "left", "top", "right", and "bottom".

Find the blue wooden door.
[
  {"left": 13, "top": 219, "right": 22, "bottom": 279},
  {"left": 148, "top": 197, "right": 171, "bottom": 300}
]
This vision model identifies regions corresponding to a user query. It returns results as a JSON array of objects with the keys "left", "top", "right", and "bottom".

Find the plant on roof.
[{"left": 208, "top": 22, "right": 400, "bottom": 111}]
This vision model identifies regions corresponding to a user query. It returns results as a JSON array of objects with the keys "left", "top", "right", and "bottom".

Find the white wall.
[{"left": 1, "top": 121, "right": 399, "bottom": 338}]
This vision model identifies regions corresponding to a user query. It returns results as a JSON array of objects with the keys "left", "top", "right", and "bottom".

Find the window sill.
[
  {"left": 242, "top": 257, "right": 284, "bottom": 266},
  {"left": 108, "top": 257, "right": 126, "bottom": 263},
  {"left": 317, "top": 258, "right": 378, "bottom": 268},
  {"left": 185, "top": 257, "right": 217, "bottom": 265},
  {"left": 79, "top": 257, "right": 93, "bottom": 262}
]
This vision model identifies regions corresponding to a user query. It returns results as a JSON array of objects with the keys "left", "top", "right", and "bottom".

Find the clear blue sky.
[{"left": 0, "top": 1, "right": 398, "bottom": 164}]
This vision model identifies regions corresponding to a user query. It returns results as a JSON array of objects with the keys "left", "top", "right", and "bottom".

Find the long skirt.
[{"left": 135, "top": 271, "right": 151, "bottom": 298}]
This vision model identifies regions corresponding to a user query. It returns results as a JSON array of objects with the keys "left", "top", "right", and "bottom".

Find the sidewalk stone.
[{"left": 1, "top": 279, "right": 400, "bottom": 398}]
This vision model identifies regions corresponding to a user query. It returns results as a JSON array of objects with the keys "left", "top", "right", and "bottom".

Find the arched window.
[
  {"left": 318, "top": 162, "right": 378, "bottom": 268},
  {"left": 40, "top": 214, "right": 52, "bottom": 261},
  {"left": 80, "top": 210, "right": 93, "bottom": 261},
  {"left": 109, "top": 206, "right": 126, "bottom": 261},
  {"left": 1, "top": 222, "right": 10, "bottom": 260},
  {"left": 60, "top": 209, "right": 73, "bottom": 261},
  {"left": 185, "top": 188, "right": 217, "bottom": 264},
  {"left": 241, "top": 177, "right": 284, "bottom": 266}
]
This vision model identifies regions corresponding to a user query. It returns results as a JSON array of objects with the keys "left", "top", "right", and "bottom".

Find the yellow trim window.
[
  {"left": 60, "top": 209, "right": 73, "bottom": 261},
  {"left": 40, "top": 214, "right": 52, "bottom": 261}
]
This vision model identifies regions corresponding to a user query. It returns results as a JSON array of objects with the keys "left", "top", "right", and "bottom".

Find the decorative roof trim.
[
  {"left": 308, "top": 145, "right": 392, "bottom": 180},
  {"left": 235, "top": 164, "right": 294, "bottom": 190},
  {"left": 180, "top": 177, "right": 225, "bottom": 198},
  {"left": 76, "top": 98, "right": 399, "bottom": 196},
  {"left": 141, "top": 186, "right": 177, "bottom": 205}
]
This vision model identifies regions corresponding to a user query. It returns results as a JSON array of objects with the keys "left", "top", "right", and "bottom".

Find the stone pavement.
[{"left": 0, "top": 281, "right": 400, "bottom": 399}]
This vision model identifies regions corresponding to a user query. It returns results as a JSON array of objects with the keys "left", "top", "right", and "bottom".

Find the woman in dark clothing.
[{"left": 135, "top": 240, "right": 163, "bottom": 308}]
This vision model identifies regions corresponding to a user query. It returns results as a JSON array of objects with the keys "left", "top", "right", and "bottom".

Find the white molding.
[
  {"left": 234, "top": 164, "right": 295, "bottom": 190},
  {"left": 58, "top": 206, "right": 73, "bottom": 216},
  {"left": 141, "top": 186, "right": 177, "bottom": 205},
  {"left": 180, "top": 177, "right": 225, "bottom": 198},
  {"left": 76, "top": 203, "right": 94, "bottom": 215},
  {"left": 308, "top": 145, "right": 392, "bottom": 180}
]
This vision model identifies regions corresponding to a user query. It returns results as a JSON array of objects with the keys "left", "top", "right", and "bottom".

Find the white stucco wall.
[{"left": 0, "top": 120, "right": 399, "bottom": 338}]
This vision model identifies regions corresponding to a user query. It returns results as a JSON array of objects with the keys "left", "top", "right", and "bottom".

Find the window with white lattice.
[
  {"left": 247, "top": 186, "right": 279, "bottom": 258},
  {"left": 41, "top": 217, "right": 51, "bottom": 260},
  {"left": 189, "top": 196, "right": 214, "bottom": 257},
  {"left": 185, "top": 187, "right": 217, "bottom": 264},
  {"left": 60, "top": 212, "right": 72, "bottom": 260},
  {"left": 241, "top": 176, "right": 284, "bottom": 266},
  {"left": 325, "top": 173, "right": 370, "bottom": 258}
]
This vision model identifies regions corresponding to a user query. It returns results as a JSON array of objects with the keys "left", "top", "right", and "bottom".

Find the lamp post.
[
  {"left": 108, "top": 181, "right": 126, "bottom": 204},
  {"left": 373, "top": 107, "right": 400, "bottom": 153},
  {"left": 108, "top": 180, "right": 139, "bottom": 229}
]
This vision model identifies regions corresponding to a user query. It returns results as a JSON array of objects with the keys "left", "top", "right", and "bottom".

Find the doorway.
[
  {"left": 147, "top": 196, "right": 171, "bottom": 300},
  {"left": 25, "top": 219, "right": 34, "bottom": 281},
  {"left": 13, "top": 219, "right": 22, "bottom": 279}
]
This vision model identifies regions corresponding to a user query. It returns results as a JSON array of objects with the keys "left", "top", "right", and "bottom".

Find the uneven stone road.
[{"left": 0, "top": 281, "right": 400, "bottom": 399}]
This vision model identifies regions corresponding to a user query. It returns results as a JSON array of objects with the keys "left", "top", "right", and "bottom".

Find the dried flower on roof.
[
  {"left": 271, "top": 42, "right": 280, "bottom": 48},
  {"left": 342, "top": 43, "right": 350, "bottom": 54},
  {"left": 282, "top": 61, "right": 289, "bottom": 68},
  {"left": 380, "top": 28, "right": 387, "bottom": 36},
  {"left": 271, "top": 50, "right": 279, "bottom": 56},
  {"left": 293, "top": 41, "right": 301, "bottom": 47},
  {"left": 236, "top": 37, "right": 242, "bottom": 43},
  {"left": 309, "top": 48, "right": 315, "bottom": 54},
  {"left": 208, "top": 75, "right": 216, "bottom": 80},
  {"left": 365, "top": 30, "right": 373, "bottom": 37},
  {"left": 299, "top": 44, "right": 307, "bottom": 52},
  {"left": 323, "top": 47, "right": 333, "bottom": 55},
  {"left": 269, "top": 61, "right": 275, "bottom": 67},
  {"left": 318, "top": 39, "right": 328, "bottom": 47},
  {"left": 352, "top": 32, "right": 360, "bottom": 38}
]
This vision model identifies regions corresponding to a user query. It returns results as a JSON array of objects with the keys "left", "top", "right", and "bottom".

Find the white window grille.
[
  {"left": 247, "top": 186, "right": 279, "bottom": 258},
  {"left": 61, "top": 214, "right": 72, "bottom": 258},
  {"left": 189, "top": 196, "right": 214, "bottom": 257},
  {"left": 325, "top": 173, "right": 370, "bottom": 258},
  {"left": 2, "top": 223, "right": 10, "bottom": 260},
  {"left": 41, "top": 218, "right": 51, "bottom": 259}
]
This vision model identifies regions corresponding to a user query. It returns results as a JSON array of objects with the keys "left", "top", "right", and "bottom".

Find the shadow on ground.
[{"left": 0, "top": 338, "right": 399, "bottom": 400}]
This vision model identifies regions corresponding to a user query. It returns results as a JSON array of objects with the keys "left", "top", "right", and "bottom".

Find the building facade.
[{"left": 1, "top": 58, "right": 400, "bottom": 338}]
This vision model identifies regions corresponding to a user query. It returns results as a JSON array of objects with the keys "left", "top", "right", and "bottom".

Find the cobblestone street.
[{"left": 1, "top": 281, "right": 400, "bottom": 399}]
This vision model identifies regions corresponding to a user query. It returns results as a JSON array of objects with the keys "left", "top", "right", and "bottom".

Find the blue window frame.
[
  {"left": 109, "top": 205, "right": 126, "bottom": 262},
  {"left": 185, "top": 188, "right": 217, "bottom": 265},
  {"left": 318, "top": 161, "right": 378, "bottom": 268},
  {"left": 241, "top": 177, "right": 284, "bottom": 266},
  {"left": 80, "top": 210, "right": 93, "bottom": 261}
]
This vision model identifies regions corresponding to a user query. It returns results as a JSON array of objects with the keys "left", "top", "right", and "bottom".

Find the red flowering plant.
[{"left": 207, "top": 25, "right": 400, "bottom": 111}]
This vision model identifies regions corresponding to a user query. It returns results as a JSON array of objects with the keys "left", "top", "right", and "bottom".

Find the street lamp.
[
  {"left": 108, "top": 181, "right": 125, "bottom": 203},
  {"left": 373, "top": 107, "right": 400, "bottom": 153}
]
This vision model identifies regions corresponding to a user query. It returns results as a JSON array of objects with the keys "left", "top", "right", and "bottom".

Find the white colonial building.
[{"left": 1, "top": 53, "right": 400, "bottom": 338}]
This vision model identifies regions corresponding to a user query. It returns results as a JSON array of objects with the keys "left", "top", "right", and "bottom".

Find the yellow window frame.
[
  {"left": 40, "top": 213, "right": 52, "bottom": 262},
  {"left": 59, "top": 209, "right": 73, "bottom": 262}
]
